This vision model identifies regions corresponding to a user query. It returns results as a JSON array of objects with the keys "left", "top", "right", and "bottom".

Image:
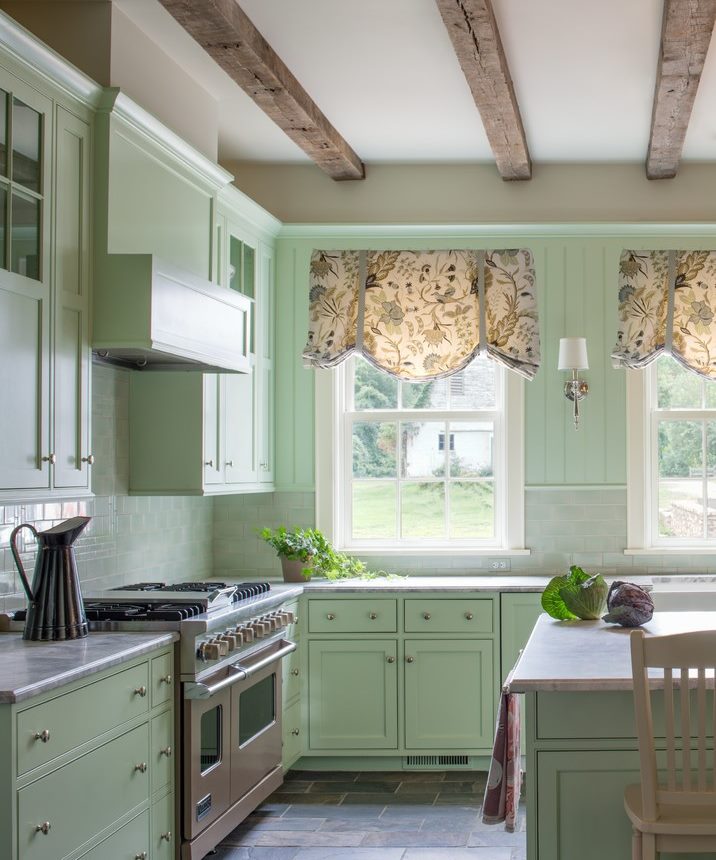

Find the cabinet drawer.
[
  {"left": 17, "top": 662, "right": 149, "bottom": 775},
  {"left": 78, "top": 810, "right": 149, "bottom": 860},
  {"left": 18, "top": 724, "right": 150, "bottom": 860},
  {"left": 151, "top": 652, "right": 174, "bottom": 708},
  {"left": 151, "top": 711, "right": 174, "bottom": 794},
  {"left": 283, "top": 644, "right": 302, "bottom": 703},
  {"left": 404, "top": 599, "right": 493, "bottom": 633},
  {"left": 283, "top": 698, "right": 302, "bottom": 767},
  {"left": 308, "top": 599, "right": 397, "bottom": 633},
  {"left": 151, "top": 792, "right": 175, "bottom": 860}
]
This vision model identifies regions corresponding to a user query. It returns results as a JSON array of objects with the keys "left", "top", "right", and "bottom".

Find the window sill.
[
  {"left": 338, "top": 547, "right": 531, "bottom": 557},
  {"left": 624, "top": 548, "right": 716, "bottom": 556}
]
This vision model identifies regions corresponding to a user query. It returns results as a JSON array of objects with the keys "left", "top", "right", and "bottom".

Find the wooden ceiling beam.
[
  {"left": 647, "top": 0, "right": 716, "bottom": 179},
  {"left": 435, "top": 0, "right": 530, "bottom": 180},
  {"left": 158, "top": 0, "right": 364, "bottom": 181}
]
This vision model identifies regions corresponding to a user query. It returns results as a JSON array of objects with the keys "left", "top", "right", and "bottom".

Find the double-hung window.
[
  {"left": 628, "top": 354, "right": 716, "bottom": 550},
  {"left": 315, "top": 355, "right": 526, "bottom": 553}
]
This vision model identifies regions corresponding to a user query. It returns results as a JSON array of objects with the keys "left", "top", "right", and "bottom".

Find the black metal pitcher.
[{"left": 10, "top": 517, "right": 90, "bottom": 641}]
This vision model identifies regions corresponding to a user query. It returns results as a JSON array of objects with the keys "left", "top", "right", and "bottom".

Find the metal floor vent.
[{"left": 403, "top": 754, "right": 472, "bottom": 769}]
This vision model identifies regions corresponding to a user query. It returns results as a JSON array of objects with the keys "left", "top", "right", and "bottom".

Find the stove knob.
[
  {"left": 218, "top": 634, "right": 236, "bottom": 652},
  {"left": 231, "top": 628, "right": 245, "bottom": 645},
  {"left": 266, "top": 615, "right": 280, "bottom": 631},
  {"left": 285, "top": 611, "right": 296, "bottom": 624},
  {"left": 199, "top": 641, "right": 221, "bottom": 661},
  {"left": 210, "top": 637, "right": 229, "bottom": 657},
  {"left": 239, "top": 626, "right": 254, "bottom": 643},
  {"left": 223, "top": 633, "right": 240, "bottom": 649},
  {"left": 261, "top": 619, "right": 274, "bottom": 634},
  {"left": 250, "top": 621, "right": 266, "bottom": 638}
]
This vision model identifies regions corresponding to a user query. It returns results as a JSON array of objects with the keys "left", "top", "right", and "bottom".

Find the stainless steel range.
[{"left": 3, "top": 579, "right": 302, "bottom": 860}]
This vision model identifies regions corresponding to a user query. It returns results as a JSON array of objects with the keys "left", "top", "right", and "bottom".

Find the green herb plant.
[
  {"left": 541, "top": 565, "right": 609, "bottom": 621},
  {"left": 259, "top": 526, "right": 389, "bottom": 581}
]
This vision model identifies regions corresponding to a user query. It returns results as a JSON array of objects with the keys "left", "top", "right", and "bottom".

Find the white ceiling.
[{"left": 116, "top": 0, "right": 716, "bottom": 165}]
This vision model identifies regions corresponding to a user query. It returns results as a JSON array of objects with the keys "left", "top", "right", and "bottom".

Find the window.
[
  {"left": 627, "top": 354, "right": 716, "bottom": 550},
  {"left": 315, "top": 355, "right": 526, "bottom": 553}
]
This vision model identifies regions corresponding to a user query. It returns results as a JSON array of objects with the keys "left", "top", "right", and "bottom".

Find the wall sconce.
[{"left": 558, "top": 337, "right": 589, "bottom": 430}]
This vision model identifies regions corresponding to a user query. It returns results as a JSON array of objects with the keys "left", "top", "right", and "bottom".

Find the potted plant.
[{"left": 259, "top": 526, "right": 375, "bottom": 582}]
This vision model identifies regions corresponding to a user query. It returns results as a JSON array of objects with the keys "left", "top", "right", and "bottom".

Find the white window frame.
[
  {"left": 626, "top": 362, "right": 716, "bottom": 553},
  {"left": 315, "top": 360, "right": 527, "bottom": 556}
]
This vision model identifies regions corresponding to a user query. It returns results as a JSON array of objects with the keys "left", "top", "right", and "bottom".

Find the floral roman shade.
[
  {"left": 303, "top": 249, "right": 540, "bottom": 380},
  {"left": 612, "top": 250, "right": 716, "bottom": 377}
]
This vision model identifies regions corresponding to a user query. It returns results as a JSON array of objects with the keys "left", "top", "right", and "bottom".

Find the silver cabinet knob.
[
  {"left": 406, "top": 656, "right": 415, "bottom": 663},
  {"left": 369, "top": 612, "right": 377, "bottom": 620},
  {"left": 160, "top": 746, "right": 172, "bottom": 757},
  {"left": 387, "top": 656, "right": 395, "bottom": 663},
  {"left": 41, "top": 453, "right": 56, "bottom": 465},
  {"left": 465, "top": 612, "right": 474, "bottom": 620},
  {"left": 423, "top": 612, "right": 431, "bottom": 621},
  {"left": 160, "top": 674, "right": 172, "bottom": 684},
  {"left": 133, "top": 685, "right": 147, "bottom": 698},
  {"left": 326, "top": 613, "right": 336, "bottom": 621},
  {"left": 225, "top": 460, "right": 234, "bottom": 467},
  {"left": 35, "top": 822, "right": 51, "bottom": 835},
  {"left": 134, "top": 762, "right": 148, "bottom": 773},
  {"left": 260, "top": 461, "right": 269, "bottom": 470},
  {"left": 81, "top": 454, "right": 95, "bottom": 465},
  {"left": 204, "top": 459, "right": 214, "bottom": 467},
  {"left": 160, "top": 831, "right": 172, "bottom": 842},
  {"left": 135, "top": 853, "right": 148, "bottom": 860},
  {"left": 33, "top": 729, "right": 51, "bottom": 743},
  {"left": 291, "top": 668, "right": 300, "bottom": 676},
  {"left": 291, "top": 728, "right": 300, "bottom": 736}
]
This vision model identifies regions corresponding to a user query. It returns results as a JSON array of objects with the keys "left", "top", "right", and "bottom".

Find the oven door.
[{"left": 183, "top": 638, "right": 296, "bottom": 839}]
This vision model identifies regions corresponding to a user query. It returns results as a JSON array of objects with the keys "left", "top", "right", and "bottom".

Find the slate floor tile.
[
  {"left": 403, "top": 850, "right": 512, "bottom": 860},
  {"left": 254, "top": 831, "right": 365, "bottom": 848},
  {"left": 310, "top": 781, "right": 400, "bottom": 794},
  {"left": 273, "top": 793, "right": 346, "bottom": 805},
  {"left": 284, "top": 804, "right": 386, "bottom": 819},
  {"left": 357, "top": 771, "right": 444, "bottom": 782},
  {"left": 341, "top": 793, "right": 436, "bottom": 805},
  {"left": 468, "top": 830, "right": 526, "bottom": 848},
  {"left": 287, "top": 771, "right": 356, "bottom": 782},
  {"left": 293, "top": 850, "right": 405, "bottom": 860},
  {"left": 319, "top": 818, "right": 423, "bottom": 833},
  {"left": 360, "top": 830, "right": 471, "bottom": 848}
]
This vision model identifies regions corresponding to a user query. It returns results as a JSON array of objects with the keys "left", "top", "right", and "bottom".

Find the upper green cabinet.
[
  {"left": 127, "top": 189, "right": 279, "bottom": 496},
  {"left": 0, "top": 62, "right": 93, "bottom": 500}
]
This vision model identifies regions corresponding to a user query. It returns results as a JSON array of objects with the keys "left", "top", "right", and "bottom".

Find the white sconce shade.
[{"left": 558, "top": 337, "right": 589, "bottom": 371}]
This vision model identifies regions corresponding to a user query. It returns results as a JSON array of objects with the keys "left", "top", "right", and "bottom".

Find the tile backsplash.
[{"left": 0, "top": 365, "right": 214, "bottom": 611}]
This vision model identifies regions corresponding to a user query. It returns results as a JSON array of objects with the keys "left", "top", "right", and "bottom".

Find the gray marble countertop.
[
  {"left": 0, "top": 631, "right": 178, "bottom": 704},
  {"left": 296, "top": 574, "right": 655, "bottom": 593},
  {"left": 509, "top": 611, "right": 716, "bottom": 693}
]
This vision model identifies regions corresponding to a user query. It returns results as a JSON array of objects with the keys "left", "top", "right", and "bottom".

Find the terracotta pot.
[{"left": 280, "top": 556, "right": 312, "bottom": 583}]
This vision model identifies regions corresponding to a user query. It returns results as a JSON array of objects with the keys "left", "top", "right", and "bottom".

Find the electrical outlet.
[{"left": 489, "top": 559, "right": 511, "bottom": 571}]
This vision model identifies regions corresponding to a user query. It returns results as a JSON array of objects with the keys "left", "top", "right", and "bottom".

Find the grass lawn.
[{"left": 352, "top": 481, "right": 493, "bottom": 540}]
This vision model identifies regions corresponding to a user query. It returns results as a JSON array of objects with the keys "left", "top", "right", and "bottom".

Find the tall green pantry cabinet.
[{"left": 0, "top": 41, "right": 93, "bottom": 500}]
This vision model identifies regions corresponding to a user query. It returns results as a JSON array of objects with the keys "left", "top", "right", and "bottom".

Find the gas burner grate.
[{"left": 84, "top": 601, "right": 205, "bottom": 621}]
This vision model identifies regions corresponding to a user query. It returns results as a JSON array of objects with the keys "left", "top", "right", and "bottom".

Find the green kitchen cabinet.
[
  {"left": 0, "top": 642, "right": 175, "bottom": 860},
  {"left": 501, "top": 592, "right": 543, "bottom": 753},
  {"left": 282, "top": 598, "right": 304, "bottom": 768},
  {"left": 308, "top": 639, "right": 398, "bottom": 750},
  {"left": 0, "top": 59, "right": 93, "bottom": 500},
  {"left": 404, "top": 639, "right": 494, "bottom": 750}
]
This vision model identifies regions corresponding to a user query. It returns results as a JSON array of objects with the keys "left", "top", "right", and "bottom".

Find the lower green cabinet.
[
  {"left": 151, "top": 792, "right": 175, "bottom": 860},
  {"left": 404, "top": 639, "right": 494, "bottom": 749},
  {"left": 308, "top": 639, "right": 398, "bottom": 750},
  {"left": 78, "top": 810, "right": 149, "bottom": 860}
]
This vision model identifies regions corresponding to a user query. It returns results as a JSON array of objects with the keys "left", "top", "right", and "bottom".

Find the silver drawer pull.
[
  {"left": 423, "top": 612, "right": 431, "bottom": 621},
  {"left": 133, "top": 685, "right": 147, "bottom": 698},
  {"left": 369, "top": 612, "right": 377, "bottom": 620},
  {"left": 160, "top": 674, "right": 172, "bottom": 684},
  {"left": 160, "top": 831, "right": 172, "bottom": 842},
  {"left": 326, "top": 613, "right": 335, "bottom": 621},
  {"left": 465, "top": 612, "right": 474, "bottom": 620},
  {"left": 387, "top": 656, "right": 395, "bottom": 663},
  {"left": 291, "top": 728, "right": 300, "bottom": 736},
  {"left": 135, "top": 853, "right": 148, "bottom": 860},
  {"left": 33, "top": 729, "right": 51, "bottom": 743},
  {"left": 204, "top": 459, "right": 214, "bottom": 467},
  {"left": 226, "top": 460, "right": 234, "bottom": 467},
  {"left": 81, "top": 454, "right": 95, "bottom": 465},
  {"left": 41, "top": 453, "right": 56, "bottom": 465},
  {"left": 160, "top": 746, "right": 173, "bottom": 757},
  {"left": 406, "top": 656, "right": 415, "bottom": 664},
  {"left": 291, "top": 668, "right": 300, "bottom": 676},
  {"left": 35, "top": 822, "right": 51, "bottom": 835},
  {"left": 134, "top": 762, "right": 148, "bottom": 773}
]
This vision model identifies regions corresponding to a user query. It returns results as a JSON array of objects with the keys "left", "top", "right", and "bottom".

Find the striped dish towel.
[{"left": 482, "top": 684, "right": 522, "bottom": 830}]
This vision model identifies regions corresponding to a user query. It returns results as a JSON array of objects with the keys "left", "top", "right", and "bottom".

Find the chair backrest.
[{"left": 631, "top": 629, "right": 716, "bottom": 819}]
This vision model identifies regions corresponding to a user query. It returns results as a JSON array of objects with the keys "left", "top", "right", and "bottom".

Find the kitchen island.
[{"left": 510, "top": 612, "right": 716, "bottom": 860}]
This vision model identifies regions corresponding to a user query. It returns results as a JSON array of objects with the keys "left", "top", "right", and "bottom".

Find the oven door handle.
[{"left": 184, "top": 640, "right": 297, "bottom": 700}]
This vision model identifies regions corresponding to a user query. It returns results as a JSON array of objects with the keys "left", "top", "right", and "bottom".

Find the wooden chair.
[{"left": 628, "top": 629, "right": 716, "bottom": 859}]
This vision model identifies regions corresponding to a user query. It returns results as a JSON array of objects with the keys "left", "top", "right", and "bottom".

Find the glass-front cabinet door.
[{"left": 0, "top": 74, "right": 52, "bottom": 491}]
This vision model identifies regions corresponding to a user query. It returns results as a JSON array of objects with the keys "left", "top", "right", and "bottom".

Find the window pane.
[
  {"left": 401, "top": 421, "right": 445, "bottom": 478},
  {"left": 242, "top": 243, "right": 255, "bottom": 299},
  {"left": 354, "top": 359, "right": 398, "bottom": 409},
  {"left": 658, "top": 481, "right": 704, "bottom": 538},
  {"left": 353, "top": 422, "right": 396, "bottom": 478},
  {"left": 0, "top": 89, "right": 7, "bottom": 177},
  {"left": 449, "top": 357, "right": 496, "bottom": 408},
  {"left": 401, "top": 482, "right": 445, "bottom": 538},
  {"left": 352, "top": 482, "right": 396, "bottom": 539},
  {"left": 200, "top": 705, "right": 222, "bottom": 773},
  {"left": 449, "top": 421, "right": 493, "bottom": 477},
  {"left": 229, "top": 236, "right": 241, "bottom": 292},
  {"left": 709, "top": 481, "right": 716, "bottom": 539},
  {"left": 658, "top": 420, "right": 702, "bottom": 478},
  {"left": 657, "top": 356, "right": 701, "bottom": 408},
  {"left": 0, "top": 185, "right": 6, "bottom": 267},
  {"left": 11, "top": 191, "right": 39, "bottom": 280},
  {"left": 12, "top": 97, "right": 41, "bottom": 193},
  {"left": 238, "top": 673, "right": 275, "bottom": 746},
  {"left": 401, "top": 378, "right": 447, "bottom": 409},
  {"left": 449, "top": 481, "right": 494, "bottom": 538},
  {"left": 705, "top": 378, "right": 716, "bottom": 409}
]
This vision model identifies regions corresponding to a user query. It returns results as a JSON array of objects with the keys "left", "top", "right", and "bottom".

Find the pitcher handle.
[{"left": 10, "top": 524, "right": 38, "bottom": 603}]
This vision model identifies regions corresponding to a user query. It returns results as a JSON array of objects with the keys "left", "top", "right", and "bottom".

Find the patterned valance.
[
  {"left": 303, "top": 249, "right": 540, "bottom": 380},
  {"left": 612, "top": 250, "right": 716, "bottom": 377}
]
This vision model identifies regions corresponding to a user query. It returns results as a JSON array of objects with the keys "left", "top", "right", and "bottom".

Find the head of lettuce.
[{"left": 541, "top": 565, "right": 609, "bottom": 621}]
